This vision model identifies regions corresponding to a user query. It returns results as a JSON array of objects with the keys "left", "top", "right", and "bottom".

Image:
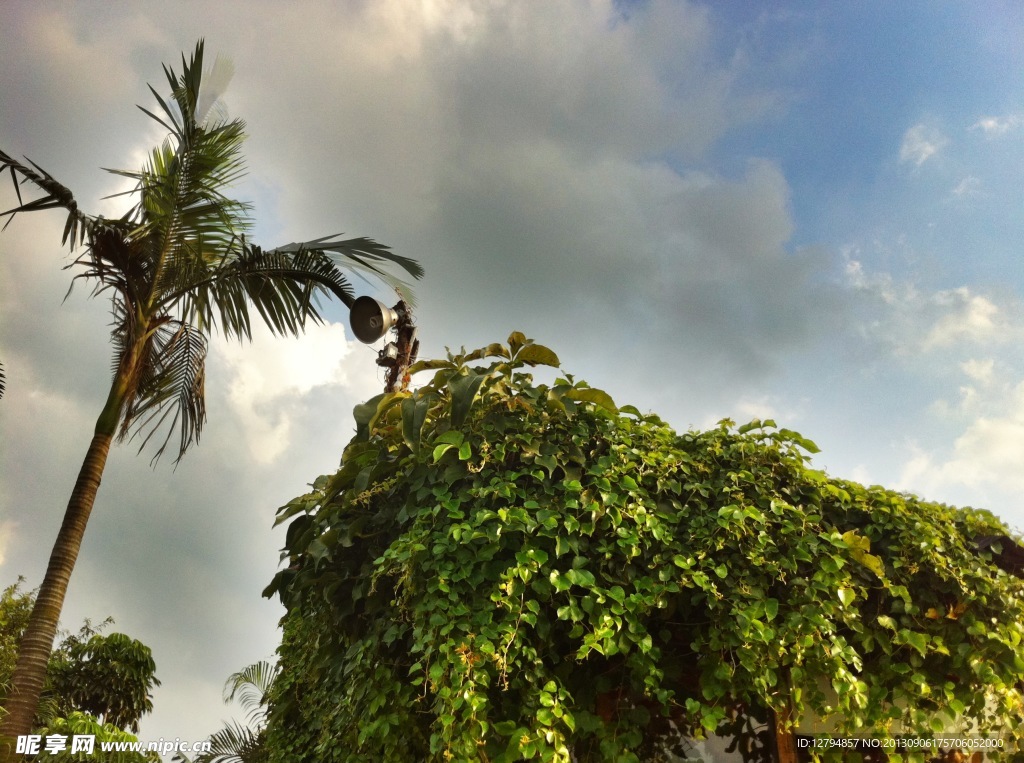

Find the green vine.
[{"left": 264, "top": 333, "right": 1024, "bottom": 762}]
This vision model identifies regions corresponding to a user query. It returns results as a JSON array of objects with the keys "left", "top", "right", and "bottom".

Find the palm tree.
[
  {"left": 173, "top": 661, "right": 279, "bottom": 763},
  {"left": 0, "top": 40, "right": 422, "bottom": 751}
]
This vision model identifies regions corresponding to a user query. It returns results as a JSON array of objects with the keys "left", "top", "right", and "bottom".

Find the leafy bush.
[
  {"left": 264, "top": 334, "right": 1024, "bottom": 762},
  {"left": 1, "top": 581, "right": 159, "bottom": 761}
]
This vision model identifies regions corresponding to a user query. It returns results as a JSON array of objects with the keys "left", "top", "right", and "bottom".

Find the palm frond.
[
  {"left": 0, "top": 149, "right": 95, "bottom": 249},
  {"left": 195, "top": 720, "right": 266, "bottom": 763},
  {"left": 116, "top": 318, "right": 208, "bottom": 464},
  {"left": 67, "top": 224, "right": 150, "bottom": 306},
  {"left": 164, "top": 242, "right": 355, "bottom": 339},
  {"left": 176, "top": 661, "right": 278, "bottom": 763},
  {"left": 111, "top": 118, "right": 252, "bottom": 269},
  {"left": 274, "top": 234, "right": 424, "bottom": 306},
  {"left": 223, "top": 661, "right": 278, "bottom": 727},
  {"left": 99, "top": 39, "right": 251, "bottom": 310}
]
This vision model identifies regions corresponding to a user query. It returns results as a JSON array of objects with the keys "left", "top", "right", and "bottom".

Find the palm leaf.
[
  {"left": 223, "top": 660, "right": 278, "bottom": 727},
  {"left": 198, "top": 721, "right": 266, "bottom": 763},
  {"left": 173, "top": 721, "right": 265, "bottom": 763},
  {"left": 173, "top": 661, "right": 278, "bottom": 763},
  {"left": 0, "top": 149, "right": 95, "bottom": 248},
  {"left": 168, "top": 242, "right": 359, "bottom": 339},
  {"left": 274, "top": 234, "right": 424, "bottom": 306},
  {"left": 116, "top": 318, "right": 208, "bottom": 464}
]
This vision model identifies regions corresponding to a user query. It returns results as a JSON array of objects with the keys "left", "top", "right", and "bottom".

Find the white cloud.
[
  {"left": 848, "top": 464, "right": 874, "bottom": 486},
  {"left": 729, "top": 394, "right": 805, "bottom": 426},
  {"left": 213, "top": 321, "right": 382, "bottom": 464},
  {"left": 842, "top": 248, "right": 902, "bottom": 304},
  {"left": 961, "top": 358, "right": 994, "bottom": 384},
  {"left": 836, "top": 250, "right": 1024, "bottom": 526},
  {"left": 950, "top": 175, "right": 982, "bottom": 198},
  {"left": 733, "top": 396, "right": 782, "bottom": 422},
  {"left": 923, "top": 289, "right": 1001, "bottom": 348},
  {"left": 899, "top": 123, "right": 948, "bottom": 166},
  {"left": 842, "top": 252, "right": 1019, "bottom": 357},
  {"left": 971, "top": 114, "right": 1023, "bottom": 136},
  {"left": 899, "top": 380, "right": 1024, "bottom": 501}
]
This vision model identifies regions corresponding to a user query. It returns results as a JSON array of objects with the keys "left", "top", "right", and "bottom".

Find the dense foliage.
[
  {"left": 264, "top": 335, "right": 1024, "bottom": 762},
  {"left": 0, "top": 580, "right": 158, "bottom": 760}
]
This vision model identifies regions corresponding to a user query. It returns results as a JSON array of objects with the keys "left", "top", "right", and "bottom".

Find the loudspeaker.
[{"left": 349, "top": 296, "right": 399, "bottom": 343}]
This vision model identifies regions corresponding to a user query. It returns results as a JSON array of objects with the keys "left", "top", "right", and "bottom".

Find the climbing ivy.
[{"left": 264, "top": 334, "right": 1024, "bottom": 762}]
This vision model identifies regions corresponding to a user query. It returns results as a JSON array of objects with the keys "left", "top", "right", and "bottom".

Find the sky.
[{"left": 1, "top": 0, "right": 1023, "bottom": 753}]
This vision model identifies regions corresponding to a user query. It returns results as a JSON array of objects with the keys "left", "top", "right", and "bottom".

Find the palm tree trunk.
[{"left": 0, "top": 374, "right": 127, "bottom": 760}]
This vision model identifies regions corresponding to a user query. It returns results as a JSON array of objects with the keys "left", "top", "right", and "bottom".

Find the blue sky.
[
  {"left": 1, "top": 0, "right": 1023, "bottom": 754},
  {"left": 707, "top": 4, "right": 1022, "bottom": 263}
]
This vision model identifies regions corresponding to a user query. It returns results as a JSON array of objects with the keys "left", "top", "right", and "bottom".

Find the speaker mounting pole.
[{"left": 380, "top": 299, "right": 418, "bottom": 393}]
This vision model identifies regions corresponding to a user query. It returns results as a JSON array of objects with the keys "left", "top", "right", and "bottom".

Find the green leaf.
[
  {"left": 353, "top": 393, "right": 387, "bottom": 440},
  {"left": 564, "top": 568, "right": 596, "bottom": 588},
  {"left": 508, "top": 331, "right": 528, "bottom": 357},
  {"left": 857, "top": 552, "right": 886, "bottom": 579},
  {"left": 901, "top": 629, "right": 929, "bottom": 657},
  {"left": 843, "top": 530, "right": 887, "bottom": 579},
  {"left": 407, "top": 358, "right": 452, "bottom": 375},
  {"left": 549, "top": 570, "right": 571, "bottom": 592},
  {"left": 779, "top": 428, "right": 820, "bottom": 453},
  {"left": 449, "top": 370, "right": 487, "bottom": 428},
  {"left": 433, "top": 444, "right": 457, "bottom": 462},
  {"left": 562, "top": 711, "right": 576, "bottom": 732},
  {"left": 434, "top": 430, "right": 465, "bottom": 446},
  {"left": 401, "top": 394, "right": 432, "bottom": 454},
  {"left": 837, "top": 587, "right": 856, "bottom": 607},
  {"left": 564, "top": 387, "right": 617, "bottom": 412},
  {"left": 486, "top": 342, "right": 511, "bottom": 359},
  {"left": 841, "top": 530, "right": 870, "bottom": 552},
  {"left": 464, "top": 342, "right": 512, "bottom": 362},
  {"left": 515, "top": 343, "right": 560, "bottom": 368}
]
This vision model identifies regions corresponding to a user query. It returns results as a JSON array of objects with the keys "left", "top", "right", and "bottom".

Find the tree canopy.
[
  {"left": 0, "top": 579, "right": 159, "bottom": 760},
  {"left": 263, "top": 335, "right": 1024, "bottom": 762}
]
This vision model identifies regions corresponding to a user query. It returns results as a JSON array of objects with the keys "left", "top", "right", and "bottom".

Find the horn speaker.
[{"left": 349, "top": 296, "right": 399, "bottom": 343}]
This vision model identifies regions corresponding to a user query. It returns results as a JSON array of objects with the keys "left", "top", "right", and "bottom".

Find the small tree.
[
  {"left": 47, "top": 630, "right": 159, "bottom": 733},
  {"left": 263, "top": 334, "right": 1024, "bottom": 762},
  {"left": 0, "top": 579, "right": 159, "bottom": 760}
]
